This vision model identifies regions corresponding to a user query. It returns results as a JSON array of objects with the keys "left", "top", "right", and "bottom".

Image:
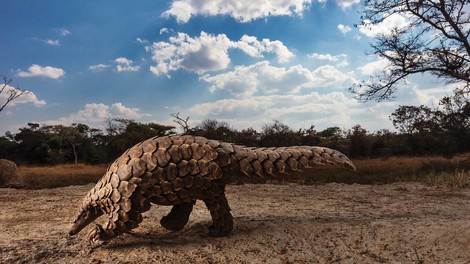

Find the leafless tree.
[
  {"left": 351, "top": 0, "right": 470, "bottom": 101},
  {"left": 0, "top": 75, "right": 30, "bottom": 113},
  {"left": 171, "top": 112, "right": 190, "bottom": 134}
]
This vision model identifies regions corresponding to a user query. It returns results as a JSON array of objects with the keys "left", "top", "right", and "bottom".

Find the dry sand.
[{"left": 1, "top": 182, "right": 469, "bottom": 263}]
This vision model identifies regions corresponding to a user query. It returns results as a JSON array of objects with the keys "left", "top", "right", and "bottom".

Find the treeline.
[{"left": 0, "top": 91, "right": 469, "bottom": 165}]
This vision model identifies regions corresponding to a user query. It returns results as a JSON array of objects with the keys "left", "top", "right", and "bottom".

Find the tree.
[
  {"left": 259, "top": 120, "right": 301, "bottom": 147},
  {"left": 348, "top": 124, "right": 372, "bottom": 158},
  {"left": 437, "top": 90, "right": 470, "bottom": 152},
  {"left": 52, "top": 124, "right": 87, "bottom": 164},
  {"left": 192, "top": 119, "right": 235, "bottom": 140},
  {"left": 233, "top": 128, "right": 260, "bottom": 146},
  {"left": 104, "top": 120, "right": 175, "bottom": 161},
  {"left": 352, "top": 0, "right": 470, "bottom": 101},
  {"left": 0, "top": 75, "right": 29, "bottom": 113},
  {"left": 390, "top": 105, "right": 438, "bottom": 134}
]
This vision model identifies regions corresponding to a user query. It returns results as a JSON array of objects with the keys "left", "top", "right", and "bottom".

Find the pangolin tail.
[{"left": 221, "top": 144, "right": 356, "bottom": 184}]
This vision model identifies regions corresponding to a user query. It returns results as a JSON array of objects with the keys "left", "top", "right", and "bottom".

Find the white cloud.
[
  {"left": 17, "top": 64, "right": 65, "bottom": 79},
  {"left": 190, "top": 98, "right": 267, "bottom": 119},
  {"left": 236, "top": 35, "right": 294, "bottom": 63},
  {"left": 337, "top": 24, "right": 351, "bottom": 34},
  {"left": 335, "top": 0, "right": 360, "bottom": 9},
  {"left": 308, "top": 53, "right": 349, "bottom": 67},
  {"left": 115, "top": 57, "right": 141, "bottom": 72},
  {"left": 136, "top": 37, "right": 149, "bottom": 44},
  {"left": 187, "top": 91, "right": 370, "bottom": 131},
  {"left": 44, "top": 39, "right": 60, "bottom": 46},
  {"left": 56, "top": 28, "right": 71, "bottom": 36},
  {"left": 43, "top": 102, "right": 151, "bottom": 127},
  {"left": 162, "top": 0, "right": 312, "bottom": 23},
  {"left": 359, "top": 13, "right": 409, "bottom": 38},
  {"left": 0, "top": 85, "right": 46, "bottom": 108},
  {"left": 357, "top": 57, "right": 390, "bottom": 76},
  {"left": 146, "top": 32, "right": 294, "bottom": 77},
  {"left": 309, "top": 53, "right": 340, "bottom": 61},
  {"left": 88, "top": 64, "right": 111, "bottom": 72},
  {"left": 159, "top": 28, "right": 174, "bottom": 35},
  {"left": 201, "top": 61, "right": 354, "bottom": 97}
]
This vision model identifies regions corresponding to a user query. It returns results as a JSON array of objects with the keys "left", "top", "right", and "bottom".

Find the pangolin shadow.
[{"left": 101, "top": 214, "right": 372, "bottom": 250}]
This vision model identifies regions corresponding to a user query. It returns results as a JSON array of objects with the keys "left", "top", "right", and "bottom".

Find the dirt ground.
[{"left": 1, "top": 182, "right": 469, "bottom": 264}]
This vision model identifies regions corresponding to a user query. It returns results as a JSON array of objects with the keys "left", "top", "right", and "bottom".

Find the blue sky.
[{"left": 0, "top": 0, "right": 454, "bottom": 135}]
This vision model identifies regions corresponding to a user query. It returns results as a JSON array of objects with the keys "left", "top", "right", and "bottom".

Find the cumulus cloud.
[
  {"left": 146, "top": 32, "right": 293, "bottom": 77},
  {"left": 201, "top": 61, "right": 354, "bottom": 97},
  {"left": 0, "top": 85, "right": 46, "bottom": 108},
  {"left": 190, "top": 98, "right": 267, "bottom": 119},
  {"left": 187, "top": 91, "right": 369, "bottom": 131},
  {"left": 337, "top": 24, "right": 351, "bottom": 34},
  {"left": 236, "top": 35, "right": 294, "bottom": 63},
  {"left": 357, "top": 57, "right": 390, "bottom": 76},
  {"left": 162, "top": 0, "right": 312, "bottom": 23},
  {"left": 308, "top": 53, "right": 349, "bottom": 67},
  {"left": 43, "top": 102, "right": 150, "bottom": 127},
  {"left": 17, "top": 64, "right": 65, "bottom": 79},
  {"left": 359, "top": 13, "right": 409, "bottom": 38},
  {"left": 115, "top": 57, "right": 141, "bottom": 72}
]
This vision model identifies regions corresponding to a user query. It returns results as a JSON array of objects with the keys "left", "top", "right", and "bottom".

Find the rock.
[{"left": 0, "top": 159, "right": 22, "bottom": 187}]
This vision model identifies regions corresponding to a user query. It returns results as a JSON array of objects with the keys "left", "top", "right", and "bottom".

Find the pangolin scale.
[{"left": 69, "top": 135, "right": 355, "bottom": 243}]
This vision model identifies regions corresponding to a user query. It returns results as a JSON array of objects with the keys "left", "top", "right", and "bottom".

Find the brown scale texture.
[{"left": 70, "top": 135, "right": 355, "bottom": 244}]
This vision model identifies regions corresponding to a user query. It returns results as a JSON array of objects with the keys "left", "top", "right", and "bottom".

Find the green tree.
[
  {"left": 13, "top": 123, "right": 52, "bottom": 164},
  {"left": 104, "top": 119, "right": 175, "bottom": 161},
  {"left": 259, "top": 120, "right": 301, "bottom": 147},
  {"left": 52, "top": 124, "right": 87, "bottom": 164},
  {"left": 233, "top": 128, "right": 260, "bottom": 146},
  {"left": 347, "top": 125, "right": 372, "bottom": 158},
  {"left": 390, "top": 105, "right": 438, "bottom": 134},
  {"left": 192, "top": 119, "right": 235, "bottom": 140}
]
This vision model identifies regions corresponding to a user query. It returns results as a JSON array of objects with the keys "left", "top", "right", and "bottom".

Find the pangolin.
[{"left": 69, "top": 135, "right": 355, "bottom": 243}]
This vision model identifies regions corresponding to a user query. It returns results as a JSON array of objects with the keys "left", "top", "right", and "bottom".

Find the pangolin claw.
[{"left": 87, "top": 224, "right": 104, "bottom": 245}]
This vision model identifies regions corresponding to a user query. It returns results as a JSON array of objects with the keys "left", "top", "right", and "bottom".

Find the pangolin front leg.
[
  {"left": 160, "top": 202, "right": 195, "bottom": 232},
  {"left": 203, "top": 182, "right": 233, "bottom": 237},
  {"left": 88, "top": 204, "right": 146, "bottom": 244}
]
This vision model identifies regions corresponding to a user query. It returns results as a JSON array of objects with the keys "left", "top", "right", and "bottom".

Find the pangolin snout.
[{"left": 69, "top": 226, "right": 78, "bottom": 236}]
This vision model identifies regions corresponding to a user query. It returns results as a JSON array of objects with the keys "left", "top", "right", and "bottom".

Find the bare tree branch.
[
  {"left": 0, "top": 75, "right": 30, "bottom": 113},
  {"left": 353, "top": 0, "right": 470, "bottom": 101},
  {"left": 171, "top": 112, "right": 190, "bottom": 134}
]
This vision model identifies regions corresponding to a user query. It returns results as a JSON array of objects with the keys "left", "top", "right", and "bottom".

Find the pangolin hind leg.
[
  {"left": 160, "top": 202, "right": 195, "bottom": 231},
  {"left": 203, "top": 182, "right": 233, "bottom": 237}
]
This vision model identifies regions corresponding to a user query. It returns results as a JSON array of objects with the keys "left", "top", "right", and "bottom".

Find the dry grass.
[
  {"left": 13, "top": 156, "right": 470, "bottom": 189},
  {"left": 17, "top": 164, "right": 107, "bottom": 188},
  {"left": 275, "top": 155, "right": 470, "bottom": 186},
  {"left": 424, "top": 170, "right": 470, "bottom": 189}
]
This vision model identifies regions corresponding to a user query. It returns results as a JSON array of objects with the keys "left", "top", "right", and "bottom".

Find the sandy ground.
[{"left": 1, "top": 183, "right": 470, "bottom": 264}]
